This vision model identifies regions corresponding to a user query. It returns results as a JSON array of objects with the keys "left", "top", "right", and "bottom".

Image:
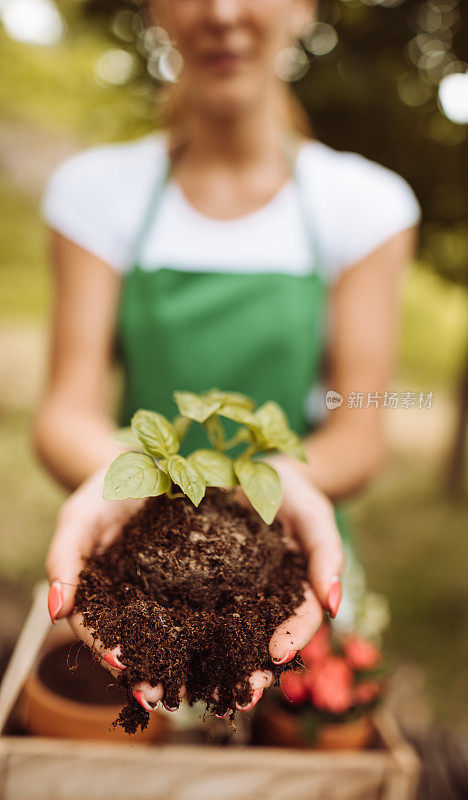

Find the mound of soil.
[{"left": 74, "top": 489, "right": 307, "bottom": 733}]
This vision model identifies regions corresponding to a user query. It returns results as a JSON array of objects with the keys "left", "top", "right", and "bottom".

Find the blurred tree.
[
  {"left": 297, "top": 0, "right": 468, "bottom": 492},
  {"left": 62, "top": 0, "right": 468, "bottom": 489}
]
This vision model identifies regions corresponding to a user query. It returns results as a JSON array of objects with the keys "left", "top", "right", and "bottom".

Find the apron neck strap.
[
  {"left": 129, "top": 133, "right": 323, "bottom": 272},
  {"left": 127, "top": 141, "right": 172, "bottom": 268},
  {"left": 281, "top": 132, "right": 324, "bottom": 271}
]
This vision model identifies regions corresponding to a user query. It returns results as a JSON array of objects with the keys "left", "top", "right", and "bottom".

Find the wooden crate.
[{"left": 0, "top": 583, "right": 420, "bottom": 800}]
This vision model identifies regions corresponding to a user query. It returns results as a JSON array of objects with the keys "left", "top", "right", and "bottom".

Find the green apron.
[{"left": 116, "top": 142, "right": 351, "bottom": 544}]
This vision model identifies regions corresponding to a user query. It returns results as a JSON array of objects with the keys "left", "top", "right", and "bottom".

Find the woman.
[{"left": 36, "top": 0, "right": 419, "bottom": 715}]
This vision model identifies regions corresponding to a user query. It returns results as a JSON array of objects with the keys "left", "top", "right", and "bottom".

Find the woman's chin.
[{"left": 197, "top": 83, "right": 268, "bottom": 123}]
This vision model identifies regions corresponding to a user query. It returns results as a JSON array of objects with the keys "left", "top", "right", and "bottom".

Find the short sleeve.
[
  {"left": 41, "top": 135, "right": 165, "bottom": 272},
  {"left": 42, "top": 146, "right": 123, "bottom": 269},
  {"left": 334, "top": 155, "right": 420, "bottom": 274},
  {"left": 302, "top": 144, "right": 421, "bottom": 281}
]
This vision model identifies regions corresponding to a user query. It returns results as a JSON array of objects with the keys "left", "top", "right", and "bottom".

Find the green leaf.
[
  {"left": 202, "top": 414, "right": 225, "bottom": 450},
  {"left": 202, "top": 388, "right": 225, "bottom": 402},
  {"left": 253, "top": 401, "right": 308, "bottom": 463},
  {"left": 103, "top": 452, "right": 171, "bottom": 500},
  {"left": 267, "top": 430, "right": 308, "bottom": 463},
  {"left": 217, "top": 404, "right": 256, "bottom": 426},
  {"left": 206, "top": 389, "right": 256, "bottom": 411},
  {"left": 131, "top": 409, "right": 179, "bottom": 458},
  {"left": 188, "top": 450, "right": 237, "bottom": 487},
  {"left": 172, "top": 415, "right": 192, "bottom": 442},
  {"left": 112, "top": 427, "right": 145, "bottom": 452},
  {"left": 255, "top": 400, "right": 289, "bottom": 433},
  {"left": 173, "top": 391, "right": 222, "bottom": 423},
  {"left": 165, "top": 454, "right": 206, "bottom": 506},
  {"left": 234, "top": 459, "right": 282, "bottom": 524},
  {"left": 224, "top": 392, "right": 256, "bottom": 410}
]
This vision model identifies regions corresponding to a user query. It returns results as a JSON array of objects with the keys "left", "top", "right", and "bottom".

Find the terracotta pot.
[
  {"left": 19, "top": 622, "right": 170, "bottom": 743},
  {"left": 256, "top": 707, "right": 375, "bottom": 751}
]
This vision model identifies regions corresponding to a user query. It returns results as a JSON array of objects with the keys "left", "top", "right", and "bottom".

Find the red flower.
[
  {"left": 300, "top": 623, "right": 330, "bottom": 667},
  {"left": 344, "top": 637, "right": 382, "bottom": 671},
  {"left": 280, "top": 670, "right": 308, "bottom": 704},
  {"left": 353, "top": 681, "right": 383, "bottom": 706},
  {"left": 307, "top": 657, "right": 353, "bottom": 715}
]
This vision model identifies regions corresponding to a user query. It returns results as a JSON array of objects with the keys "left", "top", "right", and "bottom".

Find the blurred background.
[{"left": 0, "top": 0, "right": 467, "bottom": 736}]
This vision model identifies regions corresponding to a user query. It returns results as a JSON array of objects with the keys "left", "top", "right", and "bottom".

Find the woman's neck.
[{"left": 172, "top": 87, "right": 296, "bottom": 171}]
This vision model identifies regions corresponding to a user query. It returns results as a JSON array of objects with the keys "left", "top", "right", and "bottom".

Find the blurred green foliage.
[
  {"left": 0, "top": 176, "right": 49, "bottom": 318},
  {"left": 0, "top": 27, "right": 152, "bottom": 142}
]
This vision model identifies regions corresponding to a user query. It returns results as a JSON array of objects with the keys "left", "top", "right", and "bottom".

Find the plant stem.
[
  {"left": 223, "top": 427, "right": 251, "bottom": 451},
  {"left": 241, "top": 443, "right": 260, "bottom": 460},
  {"left": 166, "top": 488, "right": 185, "bottom": 500},
  {"left": 203, "top": 415, "right": 226, "bottom": 451}
]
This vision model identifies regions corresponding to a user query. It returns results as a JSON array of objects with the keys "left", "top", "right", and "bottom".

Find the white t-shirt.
[{"left": 42, "top": 134, "right": 420, "bottom": 280}]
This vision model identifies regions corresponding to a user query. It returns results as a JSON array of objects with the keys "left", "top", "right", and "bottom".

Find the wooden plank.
[
  {"left": 0, "top": 582, "right": 50, "bottom": 733},
  {"left": 0, "top": 721, "right": 418, "bottom": 800},
  {"left": 1, "top": 742, "right": 388, "bottom": 800},
  {"left": 0, "top": 737, "right": 391, "bottom": 770}
]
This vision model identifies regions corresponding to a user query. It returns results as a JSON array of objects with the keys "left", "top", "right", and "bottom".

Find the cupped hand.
[
  {"left": 218, "top": 455, "right": 344, "bottom": 714},
  {"left": 266, "top": 454, "right": 344, "bottom": 660},
  {"left": 46, "top": 467, "right": 147, "bottom": 679},
  {"left": 125, "top": 460, "right": 344, "bottom": 718},
  {"left": 46, "top": 466, "right": 145, "bottom": 620},
  {"left": 46, "top": 457, "right": 343, "bottom": 717},
  {"left": 46, "top": 466, "right": 262, "bottom": 715}
]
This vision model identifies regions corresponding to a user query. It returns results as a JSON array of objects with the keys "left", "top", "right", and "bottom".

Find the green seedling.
[{"left": 104, "top": 389, "right": 307, "bottom": 524}]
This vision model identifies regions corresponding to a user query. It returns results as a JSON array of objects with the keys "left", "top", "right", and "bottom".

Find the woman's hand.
[
  {"left": 46, "top": 457, "right": 343, "bottom": 717},
  {"left": 46, "top": 467, "right": 148, "bottom": 675},
  {"left": 226, "top": 455, "right": 344, "bottom": 714},
  {"left": 268, "top": 454, "right": 344, "bottom": 660}
]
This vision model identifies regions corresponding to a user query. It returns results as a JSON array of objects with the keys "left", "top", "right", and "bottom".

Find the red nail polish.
[
  {"left": 132, "top": 690, "right": 157, "bottom": 712},
  {"left": 272, "top": 649, "right": 297, "bottom": 665},
  {"left": 236, "top": 689, "right": 263, "bottom": 712},
  {"left": 214, "top": 709, "right": 231, "bottom": 719},
  {"left": 47, "top": 583, "right": 63, "bottom": 624},
  {"left": 327, "top": 579, "right": 342, "bottom": 618},
  {"left": 103, "top": 652, "right": 126, "bottom": 670}
]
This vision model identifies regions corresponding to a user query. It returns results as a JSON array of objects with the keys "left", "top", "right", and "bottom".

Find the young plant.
[{"left": 103, "top": 389, "right": 307, "bottom": 524}]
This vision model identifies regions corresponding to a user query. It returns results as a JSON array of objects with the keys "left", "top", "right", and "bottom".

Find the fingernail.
[
  {"left": 214, "top": 709, "right": 231, "bottom": 719},
  {"left": 236, "top": 689, "right": 263, "bottom": 712},
  {"left": 47, "top": 582, "right": 63, "bottom": 624},
  {"left": 272, "top": 649, "right": 297, "bottom": 665},
  {"left": 132, "top": 690, "right": 159, "bottom": 712},
  {"left": 103, "top": 651, "right": 126, "bottom": 670},
  {"left": 162, "top": 702, "right": 178, "bottom": 712},
  {"left": 327, "top": 577, "right": 342, "bottom": 618}
]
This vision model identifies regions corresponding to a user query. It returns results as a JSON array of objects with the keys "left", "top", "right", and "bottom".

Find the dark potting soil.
[
  {"left": 74, "top": 489, "right": 307, "bottom": 734},
  {"left": 38, "top": 642, "right": 125, "bottom": 705}
]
